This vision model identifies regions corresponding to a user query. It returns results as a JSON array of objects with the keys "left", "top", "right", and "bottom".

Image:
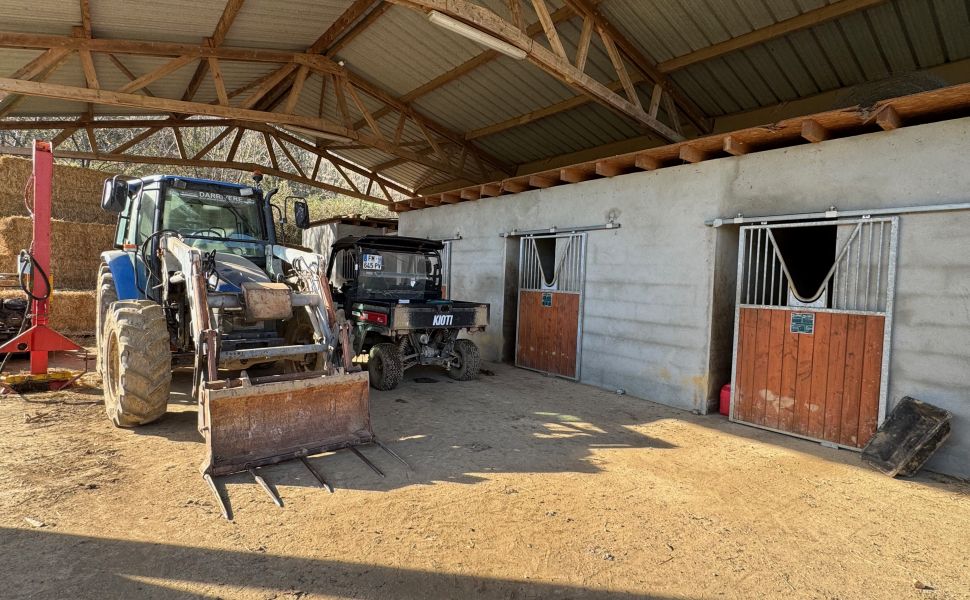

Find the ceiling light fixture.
[{"left": 427, "top": 10, "right": 527, "bottom": 60}]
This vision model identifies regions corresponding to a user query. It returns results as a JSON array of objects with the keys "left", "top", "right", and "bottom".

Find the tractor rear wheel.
[
  {"left": 368, "top": 343, "right": 403, "bottom": 391},
  {"left": 447, "top": 339, "right": 481, "bottom": 381},
  {"left": 95, "top": 264, "right": 117, "bottom": 377},
  {"left": 102, "top": 300, "right": 172, "bottom": 427}
]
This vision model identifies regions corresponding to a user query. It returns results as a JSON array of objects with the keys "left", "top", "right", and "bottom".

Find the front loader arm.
[{"left": 271, "top": 245, "right": 355, "bottom": 371}]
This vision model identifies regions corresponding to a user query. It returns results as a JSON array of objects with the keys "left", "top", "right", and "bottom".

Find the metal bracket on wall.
[{"left": 499, "top": 220, "right": 621, "bottom": 238}]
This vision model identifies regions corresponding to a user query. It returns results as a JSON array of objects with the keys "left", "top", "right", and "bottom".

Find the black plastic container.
[{"left": 862, "top": 396, "right": 952, "bottom": 477}]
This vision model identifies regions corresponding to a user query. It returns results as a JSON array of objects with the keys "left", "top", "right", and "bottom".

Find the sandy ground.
[{"left": 0, "top": 360, "right": 968, "bottom": 600}]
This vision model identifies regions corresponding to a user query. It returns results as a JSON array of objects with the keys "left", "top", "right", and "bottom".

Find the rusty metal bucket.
[{"left": 199, "top": 370, "right": 371, "bottom": 476}]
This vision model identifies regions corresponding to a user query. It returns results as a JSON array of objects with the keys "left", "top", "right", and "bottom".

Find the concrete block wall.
[{"left": 401, "top": 116, "right": 970, "bottom": 478}]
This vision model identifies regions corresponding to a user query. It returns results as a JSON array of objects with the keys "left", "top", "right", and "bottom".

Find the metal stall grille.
[
  {"left": 515, "top": 233, "right": 587, "bottom": 379},
  {"left": 730, "top": 217, "right": 898, "bottom": 449}
]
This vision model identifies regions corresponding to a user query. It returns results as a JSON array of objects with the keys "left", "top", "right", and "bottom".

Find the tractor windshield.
[
  {"left": 356, "top": 248, "right": 441, "bottom": 300},
  {"left": 162, "top": 186, "right": 266, "bottom": 258}
]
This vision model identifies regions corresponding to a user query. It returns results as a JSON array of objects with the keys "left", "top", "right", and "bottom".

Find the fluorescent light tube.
[{"left": 428, "top": 10, "right": 527, "bottom": 60}]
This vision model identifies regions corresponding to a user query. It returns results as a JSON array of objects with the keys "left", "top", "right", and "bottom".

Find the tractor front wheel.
[
  {"left": 368, "top": 343, "right": 403, "bottom": 391},
  {"left": 95, "top": 264, "right": 117, "bottom": 377},
  {"left": 102, "top": 300, "right": 172, "bottom": 427}
]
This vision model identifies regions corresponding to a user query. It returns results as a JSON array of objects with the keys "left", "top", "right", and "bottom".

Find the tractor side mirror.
[
  {"left": 293, "top": 200, "right": 311, "bottom": 229},
  {"left": 101, "top": 176, "right": 128, "bottom": 213}
]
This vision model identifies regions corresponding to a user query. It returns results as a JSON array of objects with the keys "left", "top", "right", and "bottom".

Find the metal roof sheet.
[{"left": 2, "top": 0, "right": 970, "bottom": 193}]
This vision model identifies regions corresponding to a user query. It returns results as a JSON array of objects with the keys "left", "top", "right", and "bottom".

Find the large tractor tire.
[
  {"left": 368, "top": 343, "right": 403, "bottom": 391},
  {"left": 447, "top": 339, "right": 481, "bottom": 381},
  {"left": 95, "top": 264, "right": 117, "bottom": 377},
  {"left": 102, "top": 300, "right": 172, "bottom": 427}
]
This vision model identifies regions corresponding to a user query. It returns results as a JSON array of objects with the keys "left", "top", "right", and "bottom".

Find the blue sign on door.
[{"left": 541, "top": 292, "right": 553, "bottom": 307}]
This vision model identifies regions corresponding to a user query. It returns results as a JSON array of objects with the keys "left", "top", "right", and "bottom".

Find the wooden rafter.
[
  {"left": 181, "top": 0, "right": 246, "bottom": 102},
  {"left": 657, "top": 0, "right": 890, "bottom": 73},
  {"left": 389, "top": 0, "right": 683, "bottom": 142},
  {"left": 562, "top": 0, "right": 709, "bottom": 132},
  {"left": 0, "top": 27, "right": 506, "bottom": 181}
]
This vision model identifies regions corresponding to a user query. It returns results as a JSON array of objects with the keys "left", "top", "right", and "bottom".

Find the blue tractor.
[{"left": 96, "top": 173, "right": 372, "bottom": 484}]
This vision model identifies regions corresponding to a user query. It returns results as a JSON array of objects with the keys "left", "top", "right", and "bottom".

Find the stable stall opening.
[
  {"left": 731, "top": 218, "right": 898, "bottom": 449},
  {"left": 515, "top": 233, "right": 587, "bottom": 379}
]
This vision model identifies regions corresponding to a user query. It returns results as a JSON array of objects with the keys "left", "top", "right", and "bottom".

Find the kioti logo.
[{"left": 432, "top": 314, "right": 454, "bottom": 326}]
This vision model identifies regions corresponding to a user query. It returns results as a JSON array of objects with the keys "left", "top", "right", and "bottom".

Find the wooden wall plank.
[
  {"left": 857, "top": 315, "right": 886, "bottom": 446},
  {"left": 823, "top": 313, "right": 849, "bottom": 442},
  {"left": 763, "top": 309, "right": 787, "bottom": 428},
  {"left": 839, "top": 315, "right": 867, "bottom": 447},
  {"left": 806, "top": 312, "right": 832, "bottom": 439},
  {"left": 751, "top": 309, "right": 773, "bottom": 425},
  {"left": 792, "top": 322, "right": 816, "bottom": 436},
  {"left": 737, "top": 308, "right": 758, "bottom": 422},
  {"left": 778, "top": 312, "right": 799, "bottom": 432}
]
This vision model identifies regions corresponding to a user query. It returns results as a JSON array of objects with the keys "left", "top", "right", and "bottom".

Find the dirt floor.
[{"left": 0, "top": 359, "right": 968, "bottom": 600}]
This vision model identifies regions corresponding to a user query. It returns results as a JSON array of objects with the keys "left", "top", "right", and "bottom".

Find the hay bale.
[
  {"left": 0, "top": 289, "right": 96, "bottom": 334},
  {"left": 0, "top": 217, "right": 114, "bottom": 290},
  {"left": 0, "top": 156, "right": 116, "bottom": 225}
]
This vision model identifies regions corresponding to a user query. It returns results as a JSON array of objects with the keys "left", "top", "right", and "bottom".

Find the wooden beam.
[
  {"left": 387, "top": 0, "right": 598, "bottom": 107},
  {"left": 441, "top": 192, "right": 461, "bottom": 204},
  {"left": 209, "top": 57, "right": 229, "bottom": 105},
  {"left": 0, "top": 47, "right": 71, "bottom": 105},
  {"left": 574, "top": 16, "right": 593, "bottom": 71},
  {"left": 875, "top": 105, "right": 902, "bottom": 131},
  {"left": 390, "top": 0, "right": 683, "bottom": 141},
  {"left": 528, "top": 173, "right": 559, "bottom": 188},
  {"left": 679, "top": 145, "right": 709, "bottom": 164},
  {"left": 503, "top": 179, "right": 531, "bottom": 193},
  {"left": 240, "top": 63, "right": 298, "bottom": 109},
  {"left": 191, "top": 126, "right": 235, "bottom": 160},
  {"left": 563, "top": 0, "right": 710, "bottom": 133},
  {"left": 801, "top": 119, "right": 830, "bottom": 143},
  {"left": 117, "top": 55, "right": 195, "bottom": 94},
  {"left": 182, "top": 0, "right": 246, "bottom": 102},
  {"left": 594, "top": 159, "right": 626, "bottom": 177},
  {"left": 309, "top": 0, "right": 381, "bottom": 53},
  {"left": 723, "top": 136, "right": 751, "bottom": 156},
  {"left": 0, "top": 77, "right": 473, "bottom": 179},
  {"left": 79, "top": 0, "right": 92, "bottom": 37},
  {"left": 560, "top": 166, "right": 595, "bottom": 182},
  {"left": 599, "top": 28, "right": 639, "bottom": 108},
  {"left": 634, "top": 153, "right": 661, "bottom": 171},
  {"left": 281, "top": 64, "right": 309, "bottom": 114},
  {"left": 460, "top": 188, "right": 481, "bottom": 201},
  {"left": 531, "top": 0, "right": 568, "bottom": 59},
  {"left": 0, "top": 31, "right": 342, "bottom": 70},
  {"left": 657, "top": 0, "right": 890, "bottom": 73},
  {"left": 481, "top": 183, "right": 503, "bottom": 197}
]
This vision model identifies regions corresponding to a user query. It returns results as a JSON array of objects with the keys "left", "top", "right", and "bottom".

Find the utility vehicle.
[{"left": 326, "top": 235, "right": 488, "bottom": 390}]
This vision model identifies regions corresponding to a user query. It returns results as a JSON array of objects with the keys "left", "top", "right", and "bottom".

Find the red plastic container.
[{"left": 719, "top": 384, "right": 731, "bottom": 416}]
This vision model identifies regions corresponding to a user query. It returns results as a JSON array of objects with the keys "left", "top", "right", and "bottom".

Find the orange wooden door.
[
  {"left": 516, "top": 291, "right": 580, "bottom": 378},
  {"left": 734, "top": 309, "right": 885, "bottom": 448},
  {"left": 515, "top": 234, "right": 586, "bottom": 379}
]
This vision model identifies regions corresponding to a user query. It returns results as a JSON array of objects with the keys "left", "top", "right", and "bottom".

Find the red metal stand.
[{"left": 0, "top": 140, "right": 83, "bottom": 390}]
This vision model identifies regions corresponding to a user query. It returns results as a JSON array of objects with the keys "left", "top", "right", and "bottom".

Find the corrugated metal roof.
[{"left": 2, "top": 0, "right": 970, "bottom": 193}]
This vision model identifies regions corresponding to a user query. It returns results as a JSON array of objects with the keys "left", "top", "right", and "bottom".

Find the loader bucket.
[{"left": 199, "top": 370, "right": 372, "bottom": 476}]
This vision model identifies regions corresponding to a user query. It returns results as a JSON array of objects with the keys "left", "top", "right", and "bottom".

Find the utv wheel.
[
  {"left": 95, "top": 264, "right": 117, "bottom": 377},
  {"left": 368, "top": 343, "right": 403, "bottom": 391},
  {"left": 447, "top": 339, "right": 481, "bottom": 381},
  {"left": 102, "top": 300, "right": 172, "bottom": 427}
]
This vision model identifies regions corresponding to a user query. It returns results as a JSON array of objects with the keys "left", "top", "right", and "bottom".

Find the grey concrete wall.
[{"left": 401, "top": 116, "right": 970, "bottom": 478}]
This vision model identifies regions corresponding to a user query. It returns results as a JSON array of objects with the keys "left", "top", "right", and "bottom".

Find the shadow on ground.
[{"left": 0, "top": 527, "right": 688, "bottom": 600}]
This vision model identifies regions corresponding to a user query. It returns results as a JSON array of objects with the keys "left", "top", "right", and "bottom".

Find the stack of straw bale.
[{"left": 0, "top": 157, "right": 117, "bottom": 335}]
